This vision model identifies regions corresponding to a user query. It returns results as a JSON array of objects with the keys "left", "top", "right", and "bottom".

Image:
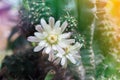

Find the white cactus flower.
[
  {"left": 27, "top": 17, "right": 75, "bottom": 61},
  {"left": 55, "top": 42, "right": 82, "bottom": 68}
]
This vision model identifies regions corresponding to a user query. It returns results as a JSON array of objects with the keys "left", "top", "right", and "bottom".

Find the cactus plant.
[{"left": 0, "top": 0, "right": 120, "bottom": 80}]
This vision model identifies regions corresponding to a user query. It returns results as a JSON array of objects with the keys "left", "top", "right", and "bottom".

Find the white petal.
[
  {"left": 46, "top": 25, "right": 52, "bottom": 33},
  {"left": 35, "top": 25, "right": 43, "bottom": 32},
  {"left": 41, "top": 18, "right": 51, "bottom": 32},
  {"left": 67, "top": 54, "right": 76, "bottom": 64},
  {"left": 41, "top": 18, "right": 47, "bottom": 27},
  {"left": 75, "top": 42, "right": 82, "bottom": 50},
  {"left": 60, "top": 32, "right": 71, "bottom": 38},
  {"left": 58, "top": 41, "right": 67, "bottom": 48},
  {"left": 43, "top": 32, "right": 48, "bottom": 37},
  {"left": 49, "top": 17, "right": 55, "bottom": 27},
  {"left": 48, "top": 53, "right": 55, "bottom": 61},
  {"left": 34, "top": 46, "right": 44, "bottom": 52},
  {"left": 56, "top": 45, "right": 65, "bottom": 54},
  {"left": 56, "top": 53, "right": 63, "bottom": 58},
  {"left": 45, "top": 43, "right": 49, "bottom": 47},
  {"left": 45, "top": 46, "right": 52, "bottom": 53},
  {"left": 27, "top": 36, "right": 40, "bottom": 42},
  {"left": 61, "top": 57, "right": 68, "bottom": 68},
  {"left": 70, "top": 51, "right": 78, "bottom": 54},
  {"left": 38, "top": 40, "right": 46, "bottom": 46},
  {"left": 34, "top": 32, "right": 44, "bottom": 39},
  {"left": 73, "top": 54, "right": 81, "bottom": 59},
  {"left": 72, "top": 42, "right": 82, "bottom": 51},
  {"left": 61, "top": 21, "right": 68, "bottom": 32},
  {"left": 63, "top": 39, "right": 75, "bottom": 44},
  {"left": 55, "top": 20, "right": 60, "bottom": 28},
  {"left": 54, "top": 27, "right": 61, "bottom": 35},
  {"left": 52, "top": 45, "right": 57, "bottom": 50},
  {"left": 61, "top": 57, "right": 66, "bottom": 66}
]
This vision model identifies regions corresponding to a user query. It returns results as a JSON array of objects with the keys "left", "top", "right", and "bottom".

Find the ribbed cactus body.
[
  {"left": 95, "top": 0, "right": 120, "bottom": 79},
  {"left": 75, "top": 0, "right": 97, "bottom": 80}
]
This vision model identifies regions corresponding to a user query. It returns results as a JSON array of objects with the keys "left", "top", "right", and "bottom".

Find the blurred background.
[
  {"left": 0, "top": 0, "right": 20, "bottom": 50},
  {"left": 0, "top": 0, "right": 21, "bottom": 67},
  {"left": 0, "top": 0, "right": 120, "bottom": 80}
]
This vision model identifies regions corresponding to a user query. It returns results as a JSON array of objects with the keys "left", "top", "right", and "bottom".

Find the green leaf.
[{"left": 45, "top": 72, "right": 54, "bottom": 80}]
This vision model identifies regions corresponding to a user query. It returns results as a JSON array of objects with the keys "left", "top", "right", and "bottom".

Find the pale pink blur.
[{"left": 0, "top": 0, "right": 19, "bottom": 50}]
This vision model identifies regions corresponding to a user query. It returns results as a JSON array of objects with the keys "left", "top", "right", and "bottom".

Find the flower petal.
[
  {"left": 55, "top": 20, "right": 60, "bottom": 28},
  {"left": 34, "top": 46, "right": 44, "bottom": 52},
  {"left": 61, "top": 57, "right": 67, "bottom": 68},
  {"left": 54, "top": 27, "right": 61, "bottom": 35},
  {"left": 75, "top": 42, "right": 82, "bottom": 50},
  {"left": 52, "top": 45, "right": 57, "bottom": 50},
  {"left": 56, "top": 53, "right": 63, "bottom": 58},
  {"left": 38, "top": 40, "right": 46, "bottom": 46},
  {"left": 58, "top": 41, "right": 67, "bottom": 48},
  {"left": 41, "top": 18, "right": 47, "bottom": 27},
  {"left": 48, "top": 52, "right": 55, "bottom": 61},
  {"left": 72, "top": 42, "right": 82, "bottom": 50},
  {"left": 27, "top": 36, "right": 40, "bottom": 42},
  {"left": 60, "top": 32, "right": 71, "bottom": 38},
  {"left": 56, "top": 45, "right": 65, "bottom": 54},
  {"left": 49, "top": 17, "right": 55, "bottom": 28},
  {"left": 34, "top": 32, "right": 44, "bottom": 39},
  {"left": 64, "top": 39, "right": 75, "bottom": 44},
  {"left": 45, "top": 46, "right": 52, "bottom": 54},
  {"left": 41, "top": 18, "right": 51, "bottom": 32},
  {"left": 61, "top": 21, "right": 68, "bottom": 32},
  {"left": 67, "top": 54, "right": 76, "bottom": 64},
  {"left": 35, "top": 25, "right": 43, "bottom": 32}
]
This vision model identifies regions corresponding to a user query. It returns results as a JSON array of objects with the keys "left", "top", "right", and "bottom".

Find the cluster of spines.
[
  {"left": 71, "top": 32, "right": 85, "bottom": 46},
  {"left": 28, "top": 1, "right": 52, "bottom": 24},
  {"left": 19, "top": 0, "right": 52, "bottom": 37},
  {"left": 27, "top": 1, "right": 52, "bottom": 24},
  {"left": 60, "top": 12, "right": 77, "bottom": 32}
]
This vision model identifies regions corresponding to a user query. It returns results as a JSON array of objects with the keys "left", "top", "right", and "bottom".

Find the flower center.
[
  {"left": 63, "top": 46, "right": 70, "bottom": 54},
  {"left": 47, "top": 34, "right": 58, "bottom": 44}
]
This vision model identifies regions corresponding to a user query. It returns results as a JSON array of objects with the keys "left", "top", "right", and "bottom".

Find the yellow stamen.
[
  {"left": 47, "top": 34, "right": 58, "bottom": 44},
  {"left": 63, "top": 46, "right": 70, "bottom": 54}
]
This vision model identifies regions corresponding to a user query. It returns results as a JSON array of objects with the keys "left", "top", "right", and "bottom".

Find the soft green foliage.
[{"left": 46, "top": 0, "right": 66, "bottom": 19}]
